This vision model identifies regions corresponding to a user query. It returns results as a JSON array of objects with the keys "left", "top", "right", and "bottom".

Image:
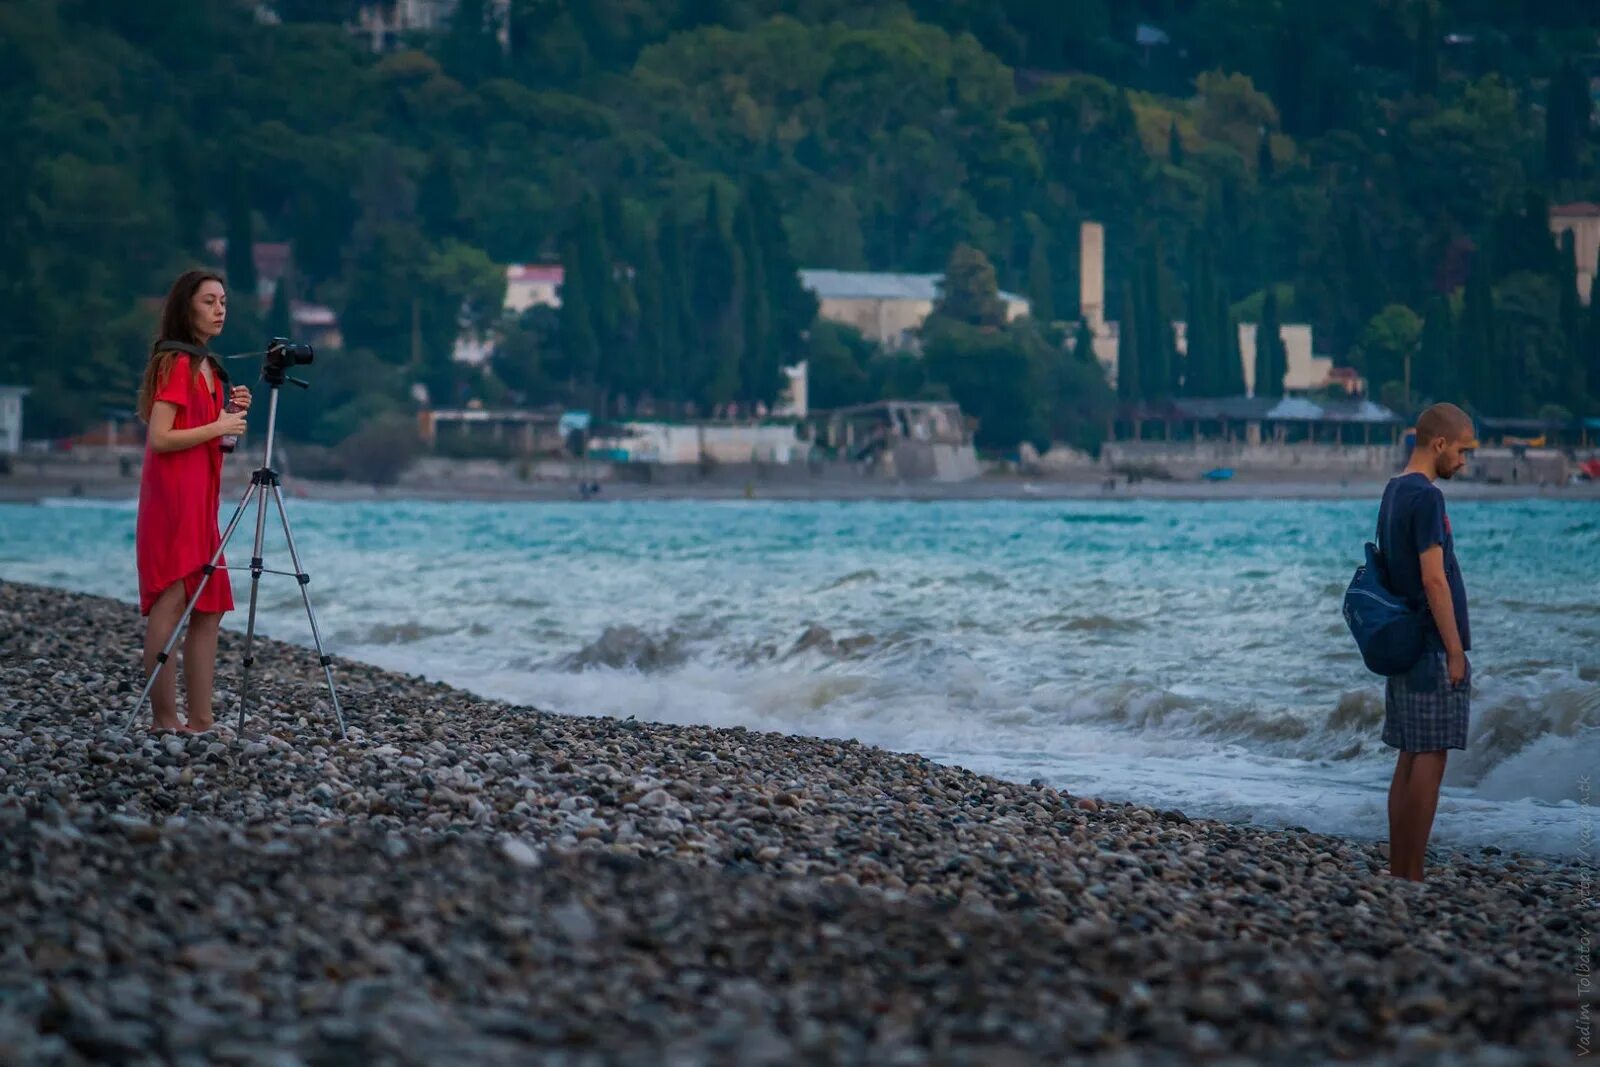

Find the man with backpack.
[{"left": 1375, "top": 402, "right": 1478, "bottom": 883}]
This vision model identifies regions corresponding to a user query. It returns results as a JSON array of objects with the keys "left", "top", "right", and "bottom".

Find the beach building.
[
  {"left": 800, "top": 270, "right": 1030, "bottom": 351},
  {"left": 1117, "top": 395, "right": 1404, "bottom": 445},
  {"left": 419, "top": 403, "right": 567, "bottom": 455},
  {"left": 807, "top": 400, "right": 980, "bottom": 480},
  {"left": 0, "top": 385, "right": 29, "bottom": 454},
  {"left": 1550, "top": 201, "right": 1600, "bottom": 304}
]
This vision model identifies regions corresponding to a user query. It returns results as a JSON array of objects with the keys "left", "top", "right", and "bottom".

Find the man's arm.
[{"left": 1420, "top": 545, "right": 1466, "bottom": 686}]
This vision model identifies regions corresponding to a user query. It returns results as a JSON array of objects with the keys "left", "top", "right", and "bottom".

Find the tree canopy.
[{"left": 1, "top": 0, "right": 1597, "bottom": 445}]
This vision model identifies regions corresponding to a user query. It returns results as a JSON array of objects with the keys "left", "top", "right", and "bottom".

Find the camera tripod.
[{"left": 122, "top": 365, "right": 346, "bottom": 739}]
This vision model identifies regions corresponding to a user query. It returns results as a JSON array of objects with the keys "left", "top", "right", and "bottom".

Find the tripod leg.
[
  {"left": 269, "top": 482, "right": 347, "bottom": 739},
  {"left": 122, "top": 479, "right": 256, "bottom": 737},
  {"left": 236, "top": 478, "right": 274, "bottom": 736}
]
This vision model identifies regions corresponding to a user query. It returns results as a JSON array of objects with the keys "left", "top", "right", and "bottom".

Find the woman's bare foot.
[{"left": 182, "top": 716, "right": 215, "bottom": 734}]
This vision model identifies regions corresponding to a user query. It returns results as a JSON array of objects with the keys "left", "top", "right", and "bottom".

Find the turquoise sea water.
[{"left": 3, "top": 495, "right": 1597, "bottom": 857}]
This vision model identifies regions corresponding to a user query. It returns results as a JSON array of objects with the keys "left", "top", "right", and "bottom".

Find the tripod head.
[{"left": 225, "top": 337, "right": 315, "bottom": 388}]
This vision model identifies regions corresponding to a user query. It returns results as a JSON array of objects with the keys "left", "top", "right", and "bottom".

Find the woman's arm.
[{"left": 147, "top": 400, "right": 226, "bottom": 453}]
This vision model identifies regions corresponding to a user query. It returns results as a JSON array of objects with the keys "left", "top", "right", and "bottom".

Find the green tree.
[
  {"left": 1253, "top": 288, "right": 1288, "bottom": 398},
  {"left": 1134, "top": 237, "right": 1174, "bottom": 403},
  {"left": 1459, "top": 254, "right": 1497, "bottom": 412},
  {"left": 1588, "top": 261, "right": 1600, "bottom": 412},
  {"left": 733, "top": 191, "right": 774, "bottom": 406},
  {"left": 1116, "top": 280, "right": 1140, "bottom": 404},
  {"left": 1356, "top": 304, "right": 1424, "bottom": 405},
  {"left": 1168, "top": 119, "right": 1184, "bottom": 166},
  {"left": 1415, "top": 294, "right": 1457, "bottom": 404},
  {"left": 1072, "top": 318, "right": 1096, "bottom": 365},
  {"left": 656, "top": 209, "right": 693, "bottom": 403},
  {"left": 923, "top": 319, "right": 1046, "bottom": 452},
  {"left": 932, "top": 244, "right": 1007, "bottom": 328},
  {"left": 1025, "top": 218, "right": 1056, "bottom": 324},
  {"left": 1492, "top": 272, "right": 1566, "bottom": 416},
  {"left": 805, "top": 320, "right": 876, "bottom": 409},
  {"left": 692, "top": 184, "right": 743, "bottom": 408},
  {"left": 558, "top": 233, "right": 601, "bottom": 392},
  {"left": 1545, "top": 60, "right": 1591, "bottom": 182},
  {"left": 266, "top": 275, "right": 293, "bottom": 341}
]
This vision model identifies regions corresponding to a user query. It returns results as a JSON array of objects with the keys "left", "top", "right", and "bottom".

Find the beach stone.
[{"left": 0, "top": 582, "right": 1586, "bottom": 1067}]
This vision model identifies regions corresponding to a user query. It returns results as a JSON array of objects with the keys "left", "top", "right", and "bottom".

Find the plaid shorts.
[{"left": 1383, "top": 651, "right": 1471, "bottom": 752}]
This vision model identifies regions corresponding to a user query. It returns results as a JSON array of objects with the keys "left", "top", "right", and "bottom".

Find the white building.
[
  {"left": 504, "top": 263, "right": 564, "bottom": 314},
  {"left": 1078, "top": 221, "right": 1331, "bottom": 395},
  {"left": 1551, "top": 201, "right": 1600, "bottom": 305},
  {"left": 800, "top": 269, "right": 1030, "bottom": 351},
  {"left": 0, "top": 386, "right": 29, "bottom": 454},
  {"left": 349, "top": 0, "right": 509, "bottom": 53}
]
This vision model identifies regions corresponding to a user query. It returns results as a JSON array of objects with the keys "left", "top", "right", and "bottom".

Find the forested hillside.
[{"left": 2, "top": 0, "right": 1598, "bottom": 449}]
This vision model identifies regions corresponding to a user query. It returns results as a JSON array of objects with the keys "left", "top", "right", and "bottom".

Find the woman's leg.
[
  {"left": 182, "top": 610, "right": 223, "bottom": 732},
  {"left": 142, "top": 584, "right": 185, "bottom": 731}
]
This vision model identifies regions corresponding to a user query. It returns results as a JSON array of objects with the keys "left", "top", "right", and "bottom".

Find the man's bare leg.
[
  {"left": 1388, "top": 752, "right": 1415, "bottom": 879},
  {"left": 1401, "top": 750, "right": 1449, "bottom": 881}
]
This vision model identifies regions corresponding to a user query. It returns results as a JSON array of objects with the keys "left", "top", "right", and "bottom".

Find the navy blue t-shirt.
[{"left": 1376, "top": 473, "right": 1470, "bottom": 651}]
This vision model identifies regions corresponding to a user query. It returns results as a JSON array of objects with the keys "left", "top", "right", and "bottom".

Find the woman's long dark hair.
[{"left": 138, "top": 270, "right": 225, "bottom": 423}]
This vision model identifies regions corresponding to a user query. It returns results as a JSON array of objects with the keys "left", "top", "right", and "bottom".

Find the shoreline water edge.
[{"left": 1, "top": 581, "right": 1593, "bottom": 1065}]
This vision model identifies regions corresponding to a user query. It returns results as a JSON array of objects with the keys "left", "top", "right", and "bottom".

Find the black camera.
[{"left": 263, "top": 337, "right": 314, "bottom": 385}]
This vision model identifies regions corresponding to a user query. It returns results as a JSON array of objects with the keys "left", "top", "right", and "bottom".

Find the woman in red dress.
[{"left": 135, "top": 270, "right": 252, "bottom": 732}]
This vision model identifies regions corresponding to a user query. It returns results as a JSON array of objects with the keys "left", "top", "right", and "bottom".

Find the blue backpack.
[{"left": 1342, "top": 541, "right": 1428, "bottom": 676}]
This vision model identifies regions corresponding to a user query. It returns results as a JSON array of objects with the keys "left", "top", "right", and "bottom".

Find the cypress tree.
[
  {"left": 656, "top": 210, "right": 692, "bottom": 404},
  {"left": 1559, "top": 229, "right": 1583, "bottom": 384},
  {"left": 559, "top": 234, "right": 601, "bottom": 391},
  {"left": 1546, "top": 60, "right": 1591, "bottom": 183},
  {"left": 1415, "top": 293, "right": 1456, "bottom": 403},
  {"left": 1026, "top": 221, "right": 1056, "bottom": 324},
  {"left": 1116, "top": 280, "right": 1141, "bottom": 404},
  {"left": 418, "top": 153, "right": 460, "bottom": 239},
  {"left": 1183, "top": 234, "right": 1213, "bottom": 396},
  {"left": 1218, "top": 285, "right": 1245, "bottom": 396},
  {"left": 225, "top": 173, "right": 257, "bottom": 307},
  {"left": 266, "top": 274, "right": 293, "bottom": 340},
  {"left": 1223, "top": 297, "right": 1247, "bottom": 397},
  {"left": 633, "top": 225, "right": 666, "bottom": 403},
  {"left": 733, "top": 192, "right": 774, "bottom": 406},
  {"left": 1257, "top": 128, "right": 1275, "bottom": 181},
  {"left": 1136, "top": 238, "right": 1173, "bottom": 403},
  {"left": 575, "top": 192, "right": 617, "bottom": 386},
  {"left": 746, "top": 176, "right": 816, "bottom": 376},
  {"left": 1255, "top": 289, "right": 1287, "bottom": 398},
  {"left": 692, "top": 185, "right": 743, "bottom": 408},
  {"left": 1412, "top": 1, "right": 1438, "bottom": 97},
  {"left": 1168, "top": 119, "right": 1184, "bottom": 166},
  {"left": 1588, "top": 257, "right": 1600, "bottom": 412},
  {"left": 1459, "top": 255, "right": 1496, "bottom": 412},
  {"left": 1072, "top": 319, "right": 1096, "bottom": 365}
]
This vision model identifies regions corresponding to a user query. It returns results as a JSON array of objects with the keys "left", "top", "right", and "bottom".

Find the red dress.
[{"left": 136, "top": 355, "right": 235, "bottom": 617}]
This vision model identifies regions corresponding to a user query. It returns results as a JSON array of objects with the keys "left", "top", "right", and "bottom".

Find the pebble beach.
[{"left": 0, "top": 580, "right": 1592, "bottom": 1066}]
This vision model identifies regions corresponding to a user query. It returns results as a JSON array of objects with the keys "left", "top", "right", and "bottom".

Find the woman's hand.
[
  {"left": 229, "top": 386, "right": 253, "bottom": 413},
  {"left": 214, "top": 408, "right": 248, "bottom": 439}
]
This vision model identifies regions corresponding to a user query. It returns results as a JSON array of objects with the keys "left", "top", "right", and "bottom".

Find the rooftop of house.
[
  {"left": 508, "top": 263, "right": 564, "bottom": 284},
  {"left": 800, "top": 269, "right": 1027, "bottom": 306},
  {"left": 1551, "top": 202, "right": 1600, "bottom": 218}
]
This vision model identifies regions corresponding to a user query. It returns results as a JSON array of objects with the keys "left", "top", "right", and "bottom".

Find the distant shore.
[
  {"left": 4, "top": 464, "right": 1598, "bottom": 505},
  {"left": 0, "top": 580, "right": 1591, "bottom": 1064}
]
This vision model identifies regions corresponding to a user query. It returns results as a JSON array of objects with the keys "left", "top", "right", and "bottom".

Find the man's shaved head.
[
  {"left": 1414, "top": 403, "right": 1475, "bottom": 449},
  {"left": 1412, "top": 402, "right": 1477, "bottom": 480}
]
